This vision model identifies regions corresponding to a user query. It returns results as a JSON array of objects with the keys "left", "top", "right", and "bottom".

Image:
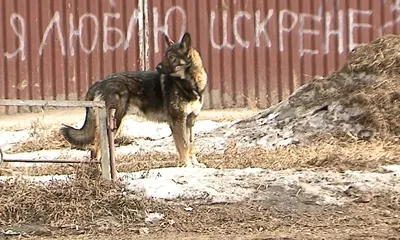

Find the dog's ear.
[
  {"left": 180, "top": 32, "right": 191, "bottom": 51},
  {"left": 164, "top": 34, "right": 175, "bottom": 46}
]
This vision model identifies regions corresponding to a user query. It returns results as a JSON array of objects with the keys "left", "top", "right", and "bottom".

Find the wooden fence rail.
[{"left": 0, "top": 99, "right": 116, "bottom": 181}]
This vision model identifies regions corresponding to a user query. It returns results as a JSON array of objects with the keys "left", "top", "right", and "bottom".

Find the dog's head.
[{"left": 156, "top": 32, "right": 192, "bottom": 78}]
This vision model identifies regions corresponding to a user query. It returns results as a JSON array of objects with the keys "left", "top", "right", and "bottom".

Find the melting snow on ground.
[
  {"left": 1, "top": 166, "right": 400, "bottom": 206},
  {"left": 2, "top": 116, "right": 400, "bottom": 207},
  {"left": 0, "top": 119, "right": 230, "bottom": 163}
]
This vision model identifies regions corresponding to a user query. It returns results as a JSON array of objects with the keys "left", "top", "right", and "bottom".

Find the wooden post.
[
  {"left": 0, "top": 148, "right": 3, "bottom": 165},
  {"left": 108, "top": 108, "right": 117, "bottom": 181},
  {"left": 98, "top": 108, "right": 111, "bottom": 180}
]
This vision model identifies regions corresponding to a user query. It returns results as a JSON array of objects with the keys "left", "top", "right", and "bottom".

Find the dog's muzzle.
[
  {"left": 156, "top": 63, "right": 168, "bottom": 74},
  {"left": 156, "top": 63, "right": 162, "bottom": 73}
]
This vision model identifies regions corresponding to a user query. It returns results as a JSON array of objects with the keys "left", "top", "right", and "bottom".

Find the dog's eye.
[
  {"left": 168, "top": 54, "right": 176, "bottom": 60},
  {"left": 175, "top": 66, "right": 180, "bottom": 71}
]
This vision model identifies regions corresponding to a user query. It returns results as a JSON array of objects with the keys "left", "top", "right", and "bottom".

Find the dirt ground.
[
  {"left": 2, "top": 187, "right": 400, "bottom": 240},
  {"left": 20, "top": 192, "right": 400, "bottom": 240},
  {"left": 1, "top": 108, "right": 399, "bottom": 240}
]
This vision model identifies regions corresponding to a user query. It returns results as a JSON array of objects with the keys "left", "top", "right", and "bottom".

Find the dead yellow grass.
[
  {"left": 0, "top": 164, "right": 153, "bottom": 231},
  {"left": 0, "top": 163, "right": 78, "bottom": 177},
  {"left": 202, "top": 138, "right": 399, "bottom": 172},
  {"left": 6, "top": 119, "right": 71, "bottom": 154},
  {"left": 345, "top": 34, "right": 400, "bottom": 75},
  {"left": 6, "top": 136, "right": 398, "bottom": 177},
  {"left": 6, "top": 120, "right": 153, "bottom": 154},
  {"left": 340, "top": 36, "right": 400, "bottom": 137},
  {"left": 285, "top": 35, "right": 400, "bottom": 141},
  {"left": 112, "top": 133, "right": 400, "bottom": 173}
]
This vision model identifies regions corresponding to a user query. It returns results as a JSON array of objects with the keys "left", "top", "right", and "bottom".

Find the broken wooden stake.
[
  {"left": 98, "top": 107, "right": 111, "bottom": 180},
  {"left": 108, "top": 108, "right": 118, "bottom": 181}
]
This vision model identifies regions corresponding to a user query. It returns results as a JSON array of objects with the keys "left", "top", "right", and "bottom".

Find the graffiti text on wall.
[{"left": 4, "top": 3, "right": 400, "bottom": 61}]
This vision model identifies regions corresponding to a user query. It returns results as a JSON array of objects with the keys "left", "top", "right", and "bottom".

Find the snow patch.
[{"left": 2, "top": 166, "right": 400, "bottom": 206}]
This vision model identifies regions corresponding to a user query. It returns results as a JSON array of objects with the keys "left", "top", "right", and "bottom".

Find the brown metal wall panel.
[
  {"left": 338, "top": 0, "right": 349, "bottom": 72},
  {"left": 253, "top": 0, "right": 267, "bottom": 108},
  {"left": 52, "top": 0, "right": 67, "bottom": 102},
  {"left": 209, "top": 0, "right": 224, "bottom": 108},
  {"left": 243, "top": 0, "right": 256, "bottom": 107},
  {"left": 300, "top": 0, "right": 313, "bottom": 86},
  {"left": 279, "top": 0, "right": 290, "bottom": 101},
  {"left": 313, "top": 0, "right": 325, "bottom": 79},
  {"left": 145, "top": 0, "right": 400, "bottom": 108},
  {"left": 0, "top": 0, "right": 141, "bottom": 114},
  {"left": 0, "top": 0, "right": 5, "bottom": 114},
  {"left": 41, "top": 0, "right": 55, "bottom": 101},
  {"left": 290, "top": 0, "right": 301, "bottom": 92},
  {"left": 3, "top": 0, "right": 18, "bottom": 114},
  {"left": 146, "top": 0, "right": 162, "bottom": 80},
  {"left": 324, "top": 0, "right": 338, "bottom": 77},
  {"left": 123, "top": 0, "right": 140, "bottom": 72},
  {"left": 66, "top": 0, "right": 78, "bottom": 100},
  {"left": 3, "top": 0, "right": 400, "bottom": 113},
  {"left": 267, "top": 0, "right": 280, "bottom": 106},
  {"left": 195, "top": 0, "right": 211, "bottom": 109},
  {"left": 101, "top": 0, "right": 115, "bottom": 84}
]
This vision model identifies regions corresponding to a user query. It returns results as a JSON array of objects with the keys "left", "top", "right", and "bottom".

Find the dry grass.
[
  {"left": 113, "top": 135, "right": 400, "bottom": 173},
  {"left": 199, "top": 138, "right": 399, "bottom": 172},
  {"left": 340, "top": 78, "right": 400, "bottom": 137},
  {"left": 1, "top": 163, "right": 78, "bottom": 177},
  {"left": 0, "top": 164, "right": 159, "bottom": 234},
  {"left": 6, "top": 120, "right": 160, "bottom": 154},
  {"left": 5, "top": 136, "right": 398, "bottom": 177},
  {"left": 345, "top": 34, "right": 400, "bottom": 75},
  {"left": 2, "top": 185, "right": 400, "bottom": 239},
  {"left": 283, "top": 35, "right": 400, "bottom": 141},
  {"left": 6, "top": 119, "right": 72, "bottom": 154}
]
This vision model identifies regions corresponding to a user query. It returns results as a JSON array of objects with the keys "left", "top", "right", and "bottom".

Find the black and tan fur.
[{"left": 60, "top": 32, "right": 208, "bottom": 168}]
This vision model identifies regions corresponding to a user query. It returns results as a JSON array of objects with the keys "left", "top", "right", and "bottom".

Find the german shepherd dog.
[{"left": 60, "top": 32, "right": 208, "bottom": 168}]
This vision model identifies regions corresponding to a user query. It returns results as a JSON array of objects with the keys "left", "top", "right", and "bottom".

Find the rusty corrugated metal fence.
[{"left": 1, "top": 0, "right": 400, "bottom": 114}]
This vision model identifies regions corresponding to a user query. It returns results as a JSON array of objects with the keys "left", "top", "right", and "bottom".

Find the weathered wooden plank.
[
  {"left": 1, "top": 159, "right": 100, "bottom": 164},
  {"left": 0, "top": 99, "right": 105, "bottom": 108},
  {"left": 108, "top": 108, "right": 118, "bottom": 181},
  {"left": 98, "top": 108, "right": 111, "bottom": 180}
]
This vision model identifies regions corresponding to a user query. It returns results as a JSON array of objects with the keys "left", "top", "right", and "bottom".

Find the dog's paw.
[
  {"left": 193, "top": 162, "right": 207, "bottom": 168},
  {"left": 183, "top": 159, "right": 194, "bottom": 168},
  {"left": 182, "top": 157, "right": 207, "bottom": 168},
  {"left": 190, "top": 156, "right": 207, "bottom": 168},
  {"left": 183, "top": 163, "right": 205, "bottom": 168}
]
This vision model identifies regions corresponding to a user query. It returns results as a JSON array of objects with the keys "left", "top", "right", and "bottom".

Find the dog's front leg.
[
  {"left": 170, "top": 118, "right": 192, "bottom": 167},
  {"left": 187, "top": 113, "right": 206, "bottom": 168}
]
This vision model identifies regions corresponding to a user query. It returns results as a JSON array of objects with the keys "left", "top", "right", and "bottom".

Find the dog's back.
[{"left": 60, "top": 70, "right": 164, "bottom": 148}]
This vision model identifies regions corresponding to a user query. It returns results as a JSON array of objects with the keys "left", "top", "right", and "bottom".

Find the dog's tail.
[{"left": 60, "top": 107, "right": 97, "bottom": 147}]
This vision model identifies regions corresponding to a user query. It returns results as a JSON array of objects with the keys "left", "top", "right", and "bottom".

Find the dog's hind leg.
[
  {"left": 104, "top": 90, "right": 129, "bottom": 133},
  {"left": 187, "top": 113, "right": 206, "bottom": 168},
  {"left": 92, "top": 91, "right": 129, "bottom": 161}
]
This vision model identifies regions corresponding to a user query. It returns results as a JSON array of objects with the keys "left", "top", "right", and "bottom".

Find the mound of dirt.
[{"left": 211, "top": 34, "right": 400, "bottom": 149}]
